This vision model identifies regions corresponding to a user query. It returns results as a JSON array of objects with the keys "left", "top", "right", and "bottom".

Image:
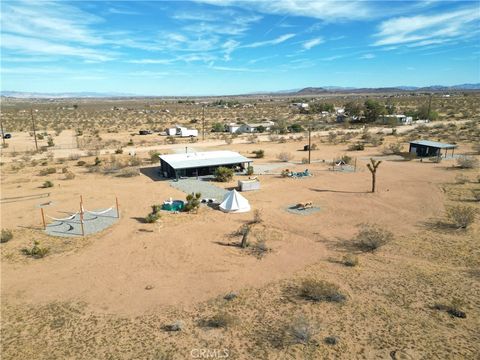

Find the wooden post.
[
  {"left": 308, "top": 126, "right": 311, "bottom": 164},
  {"left": 41, "top": 208, "right": 46, "bottom": 230},
  {"left": 79, "top": 202, "right": 85, "bottom": 236},
  {"left": 0, "top": 114, "right": 5, "bottom": 147},
  {"left": 354, "top": 157, "right": 357, "bottom": 172},
  {"left": 115, "top": 196, "right": 120, "bottom": 218},
  {"left": 30, "top": 109, "right": 39, "bottom": 151}
]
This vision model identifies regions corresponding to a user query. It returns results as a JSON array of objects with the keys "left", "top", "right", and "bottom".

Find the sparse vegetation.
[
  {"left": 299, "top": 279, "right": 346, "bottom": 303},
  {"left": 456, "top": 156, "right": 479, "bottom": 169},
  {"left": 203, "top": 312, "right": 236, "bottom": 328},
  {"left": 353, "top": 224, "right": 393, "bottom": 252},
  {"left": 446, "top": 205, "right": 477, "bottom": 229},
  {"left": 1, "top": 229, "right": 13, "bottom": 243},
  {"left": 276, "top": 152, "right": 293, "bottom": 162},
  {"left": 42, "top": 180, "right": 54, "bottom": 188},
  {"left": 21, "top": 241, "right": 49, "bottom": 258},
  {"left": 214, "top": 166, "right": 234, "bottom": 182},
  {"left": 253, "top": 149, "right": 264, "bottom": 158},
  {"left": 39, "top": 167, "right": 56, "bottom": 176},
  {"left": 342, "top": 254, "right": 359, "bottom": 267}
]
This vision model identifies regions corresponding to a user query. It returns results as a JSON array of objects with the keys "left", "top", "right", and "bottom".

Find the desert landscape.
[{"left": 1, "top": 93, "right": 479, "bottom": 359}]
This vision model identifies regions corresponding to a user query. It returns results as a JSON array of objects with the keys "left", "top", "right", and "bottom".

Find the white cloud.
[
  {"left": 196, "top": 0, "right": 373, "bottom": 21},
  {"left": 302, "top": 37, "right": 324, "bottom": 50},
  {"left": 245, "top": 34, "right": 295, "bottom": 48},
  {"left": 361, "top": 53, "right": 375, "bottom": 59},
  {"left": 1, "top": 34, "right": 114, "bottom": 62},
  {"left": 210, "top": 66, "right": 265, "bottom": 72},
  {"left": 108, "top": 7, "right": 140, "bottom": 15},
  {"left": 373, "top": 6, "right": 480, "bottom": 47},
  {"left": 127, "top": 59, "right": 175, "bottom": 64}
]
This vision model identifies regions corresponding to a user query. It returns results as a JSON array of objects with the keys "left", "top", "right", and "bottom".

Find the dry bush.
[
  {"left": 287, "top": 316, "right": 318, "bottom": 345},
  {"left": 382, "top": 142, "right": 403, "bottom": 155},
  {"left": 42, "top": 180, "right": 54, "bottom": 188},
  {"left": 456, "top": 156, "right": 479, "bottom": 169},
  {"left": 471, "top": 190, "right": 480, "bottom": 202},
  {"left": 299, "top": 279, "right": 346, "bottom": 303},
  {"left": 64, "top": 171, "right": 75, "bottom": 180},
  {"left": 39, "top": 167, "right": 56, "bottom": 176},
  {"left": 117, "top": 167, "right": 140, "bottom": 177},
  {"left": 203, "top": 312, "right": 236, "bottom": 328},
  {"left": 251, "top": 209, "right": 263, "bottom": 224},
  {"left": 21, "top": 240, "right": 49, "bottom": 258},
  {"left": 276, "top": 152, "right": 293, "bottom": 162},
  {"left": 1, "top": 229, "right": 13, "bottom": 243},
  {"left": 455, "top": 174, "right": 469, "bottom": 184},
  {"left": 342, "top": 254, "right": 359, "bottom": 267},
  {"left": 446, "top": 205, "right": 477, "bottom": 229},
  {"left": 353, "top": 224, "right": 393, "bottom": 252}
]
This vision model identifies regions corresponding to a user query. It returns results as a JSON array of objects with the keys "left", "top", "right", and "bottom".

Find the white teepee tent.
[{"left": 219, "top": 189, "right": 251, "bottom": 213}]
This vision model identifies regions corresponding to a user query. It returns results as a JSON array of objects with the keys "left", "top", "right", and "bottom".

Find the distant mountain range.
[{"left": 1, "top": 84, "right": 479, "bottom": 99}]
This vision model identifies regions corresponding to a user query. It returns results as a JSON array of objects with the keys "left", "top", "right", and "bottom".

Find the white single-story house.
[
  {"left": 291, "top": 103, "right": 309, "bottom": 110},
  {"left": 159, "top": 150, "right": 252, "bottom": 178},
  {"left": 226, "top": 121, "right": 275, "bottom": 133}
]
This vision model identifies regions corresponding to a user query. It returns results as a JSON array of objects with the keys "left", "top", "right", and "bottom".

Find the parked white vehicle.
[{"left": 167, "top": 126, "right": 198, "bottom": 137}]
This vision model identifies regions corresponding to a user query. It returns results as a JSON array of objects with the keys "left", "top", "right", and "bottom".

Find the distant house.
[
  {"left": 226, "top": 120, "right": 275, "bottom": 134},
  {"left": 409, "top": 140, "right": 457, "bottom": 158},
  {"left": 291, "top": 103, "right": 309, "bottom": 111},
  {"left": 382, "top": 114, "right": 413, "bottom": 125},
  {"left": 239, "top": 120, "right": 275, "bottom": 133}
]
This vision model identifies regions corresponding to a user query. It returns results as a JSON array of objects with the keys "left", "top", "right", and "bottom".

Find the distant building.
[
  {"left": 409, "top": 140, "right": 457, "bottom": 158},
  {"left": 226, "top": 121, "right": 275, "bottom": 133},
  {"left": 291, "top": 103, "right": 309, "bottom": 110},
  {"left": 159, "top": 150, "right": 252, "bottom": 178},
  {"left": 382, "top": 114, "right": 413, "bottom": 125},
  {"left": 166, "top": 125, "right": 198, "bottom": 137}
]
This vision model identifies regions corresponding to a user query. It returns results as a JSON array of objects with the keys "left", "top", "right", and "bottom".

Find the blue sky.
[{"left": 1, "top": 0, "right": 479, "bottom": 95}]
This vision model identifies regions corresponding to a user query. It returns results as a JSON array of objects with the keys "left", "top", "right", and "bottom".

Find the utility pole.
[
  {"left": 427, "top": 93, "right": 432, "bottom": 121},
  {"left": 202, "top": 105, "right": 205, "bottom": 141},
  {"left": 308, "top": 126, "right": 311, "bottom": 164},
  {"left": 31, "top": 108, "right": 39, "bottom": 151},
  {"left": 0, "top": 113, "right": 5, "bottom": 147}
]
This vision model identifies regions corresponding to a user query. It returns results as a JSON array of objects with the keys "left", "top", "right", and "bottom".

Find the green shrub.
[
  {"left": 246, "top": 165, "right": 254, "bottom": 176},
  {"left": 253, "top": 149, "right": 264, "bottom": 158},
  {"left": 149, "top": 150, "right": 161, "bottom": 163},
  {"left": 151, "top": 204, "right": 162, "bottom": 214},
  {"left": 184, "top": 193, "right": 201, "bottom": 212},
  {"left": 42, "top": 180, "right": 54, "bottom": 188},
  {"left": 77, "top": 160, "right": 86, "bottom": 166},
  {"left": 115, "top": 148, "right": 123, "bottom": 154},
  {"left": 22, "top": 241, "right": 49, "bottom": 258},
  {"left": 1, "top": 229, "right": 13, "bottom": 243},
  {"left": 214, "top": 167, "right": 234, "bottom": 182},
  {"left": 353, "top": 224, "right": 393, "bottom": 252},
  {"left": 347, "top": 143, "right": 364, "bottom": 151},
  {"left": 145, "top": 212, "right": 160, "bottom": 223},
  {"left": 39, "top": 167, "right": 56, "bottom": 176},
  {"left": 94, "top": 157, "right": 102, "bottom": 166},
  {"left": 299, "top": 279, "right": 346, "bottom": 303},
  {"left": 446, "top": 206, "right": 477, "bottom": 229}
]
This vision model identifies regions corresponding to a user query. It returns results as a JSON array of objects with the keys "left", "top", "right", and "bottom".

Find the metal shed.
[
  {"left": 409, "top": 140, "right": 457, "bottom": 158},
  {"left": 159, "top": 151, "right": 253, "bottom": 179}
]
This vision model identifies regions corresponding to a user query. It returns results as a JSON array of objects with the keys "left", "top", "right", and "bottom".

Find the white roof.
[
  {"left": 219, "top": 189, "right": 251, "bottom": 213},
  {"left": 159, "top": 151, "right": 252, "bottom": 170}
]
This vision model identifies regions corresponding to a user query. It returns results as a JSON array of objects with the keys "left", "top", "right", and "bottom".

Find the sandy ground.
[{"left": 1, "top": 137, "right": 479, "bottom": 359}]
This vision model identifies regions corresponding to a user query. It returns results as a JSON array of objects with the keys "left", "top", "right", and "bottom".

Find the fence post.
[{"left": 41, "top": 208, "right": 46, "bottom": 230}]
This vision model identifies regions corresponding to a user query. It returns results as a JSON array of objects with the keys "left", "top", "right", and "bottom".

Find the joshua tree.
[{"left": 367, "top": 158, "right": 381, "bottom": 193}]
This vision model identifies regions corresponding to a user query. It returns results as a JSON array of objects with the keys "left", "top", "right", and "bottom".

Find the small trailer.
[{"left": 167, "top": 126, "right": 198, "bottom": 137}]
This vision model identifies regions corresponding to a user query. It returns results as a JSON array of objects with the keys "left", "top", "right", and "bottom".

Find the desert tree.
[{"left": 367, "top": 158, "right": 381, "bottom": 193}]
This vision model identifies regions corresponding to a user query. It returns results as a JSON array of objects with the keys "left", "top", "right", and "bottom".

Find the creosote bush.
[
  {"left": 1, "top": 229, "right": 13, "bottom": 243},
  {"left": 456, "top": 156, "right": 479, "bottom": 169},
  {"left": 22, "top": 241, "right": 49, "bottom": 258},
  {"left": 253, "top": 149, "right": 264, "bottom": 158},
  {"left": 214, "top": 166, "right": 234, "bottom": 182},
  {"left": 299, "top": 279, "right": 346, "bottom": 303},
  {"left": 246, "top": 165, "right": 254, "bottom": 176},
  {"left": 446, "top": 205, "right": 477, "bottom": 229},
  {"left": 342, "top": 254, "right": 359, "bottom": 267},
  {"left": 42, "top": 180, "right": 54, "bottom": 188},
  {"left": 287, "top": 316, "right": 317, "bottom": 345},
  {"left": 145, "top": 204, "right": 161, "bottom": 223},
  {"left": 276, "top": 152, "right": 293, "bottom": 162},
  {"left": 39, "top": 167, "right": 56, "bottom": 176},
  {"left": 353, "top": 224, "right": 393, "bottom": 252}
]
